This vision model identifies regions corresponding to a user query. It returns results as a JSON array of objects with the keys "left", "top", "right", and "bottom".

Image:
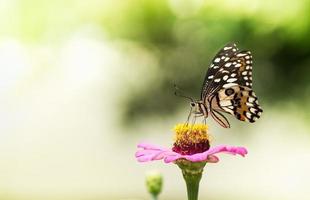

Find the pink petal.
[
  {"left": 135, "top": 142, "right": 177, "bottom": 163},
  {"left": 182, "top": 145, "right": 248, "bottom": 162},
  {"left": 206, "top": 155, "right": 219, "bottom": 163},
  {"left": 135, "top": 142, "right": 248, "bottom": 163},
  {"left": 137, "top": 142, "right": 169, "bottom": 151},
  {"left": 163, "top": 153, "right": 181, "bottom": 163}
]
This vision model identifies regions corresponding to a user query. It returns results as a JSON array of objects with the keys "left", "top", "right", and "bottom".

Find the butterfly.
[{"left": 189, "top": 43, "right": 263, "bottom": 128}]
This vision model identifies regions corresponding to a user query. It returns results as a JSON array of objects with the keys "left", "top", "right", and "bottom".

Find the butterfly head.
[
  {"left": 190, "top": 101, "right": 198, "bottom": 113},
  {"left": 190, "top": 101, "right": 196, "bottom": 108},
  {"left": 174, "top": 84, "right": 208, "bottom": 117},
  {"left": 190, "top": 100, "right": 208, "bottom": 117}
]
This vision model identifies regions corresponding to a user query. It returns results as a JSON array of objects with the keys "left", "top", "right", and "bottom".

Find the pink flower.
[
  {"left": 135, "top": 142, "right": 247, "bottom": 163},
  {"left": 135, "top": 123, "right": 249, "bottom": 200},
  {"left": 135, "top": 124, "right": 247, "bottom": 164}
]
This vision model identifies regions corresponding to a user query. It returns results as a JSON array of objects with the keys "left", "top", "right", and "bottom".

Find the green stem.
[
  {"left": 176, "top": 160, "right": 206, "bottom": 200},
  {"left": 151, "top": 195, "right": 158, "bottom": 200},
  {"left": 183, "top": 170, "right": 202, "bottom": 200}
]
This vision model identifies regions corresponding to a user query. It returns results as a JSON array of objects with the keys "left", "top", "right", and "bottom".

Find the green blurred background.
[{"left": 1, "top": 0, "right": 310, "bottom": 199}]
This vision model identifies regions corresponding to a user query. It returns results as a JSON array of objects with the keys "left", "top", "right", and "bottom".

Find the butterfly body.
[{"left": 189, "top": 43, "right": 263, "bottom": 128}]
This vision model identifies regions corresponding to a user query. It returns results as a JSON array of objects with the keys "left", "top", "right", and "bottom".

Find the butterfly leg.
[
  {"left": 191, "top": 113, "right": 197, "bottom": 125},
  {"left": 202, "top": 116, "right": 207, "bottom": 125},
  {"left": 185, "top": 107, "right": 193, "bottom": 125},
  {"left": 191, "top": 113, "right": 205, "bottom": 124}
]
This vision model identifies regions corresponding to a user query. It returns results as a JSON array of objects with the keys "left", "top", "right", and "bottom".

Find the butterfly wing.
[
  {"left": 212, "top": 50, "right": 263, "bottom": 122},
  {"left": 217, "top": 86, "right": 263, "bottom": 122},
  {"left": 201, "top": 43, "right": 263, "bottom": 127},
  {"left": 210, "top": 109, "right": 231, "bottom": 128},
  {"left": 204, "top": 49, "right": 253, "bottom": 96},
  {"left": 201, "top": 43, "right": 238, "bottom": 99}
]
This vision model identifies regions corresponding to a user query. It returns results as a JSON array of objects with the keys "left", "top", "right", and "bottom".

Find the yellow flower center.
[
  {"left": 172, "top": 123, "right": 211, "bottom": 155},
  {"left": 173, "top": 123, "right": 209, "bottom": 144}
]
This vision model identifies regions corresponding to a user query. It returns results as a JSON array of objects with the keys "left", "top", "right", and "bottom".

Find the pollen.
[{"left": 172, "top": 123, "right": 211, "bottom": 155}]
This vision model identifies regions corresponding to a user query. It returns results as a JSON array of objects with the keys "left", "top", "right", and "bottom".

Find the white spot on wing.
[
  {"left": 246, "top": 112, "right": 252, "bottom": 118},
  {"left": 214, "top": 58, "right": 221, "bottom": 63},
  {"left": 250, "top": 108, "right": 256, "bottom": 113},
  {"left": 208, "top": 75, "right": 214, "bottom": 79},
  {"left": 248, "top": 97, "right": 255, "bottom": 102},
  {"left": 220, "top": 100, "right": 232, "bottom": 106},
  {"left": 246, "top": 102, "right": 254, "bottom": 107},
  {"left": 223, "top": 75, "right": 229, "bottom": 80},
  {"left": 223, "top": 107, "right": 234, "bottom": 114},
  {"left": 223, "top": 83, "right": 238, "bottom": 88},
  {"left": 214, "top": 78, "right": 221, "bottom": 82},
  {"left": 237, "top": 53, "right": 247, "bottom": 57},
  {"left": 227, "top": 78, "right": 237, "bottom": 83},
  {"left": 225, "top": 62, "right": 232, "bottom": 67}
]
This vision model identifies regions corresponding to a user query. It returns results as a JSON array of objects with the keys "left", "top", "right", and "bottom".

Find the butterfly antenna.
[{"left": 173, "top": 83, "right": 194, "bottom": 102}]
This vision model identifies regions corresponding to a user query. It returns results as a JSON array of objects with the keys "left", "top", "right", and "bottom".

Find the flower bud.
[{"left": 145, "top": 170, "right": 163, "bottom": 197}]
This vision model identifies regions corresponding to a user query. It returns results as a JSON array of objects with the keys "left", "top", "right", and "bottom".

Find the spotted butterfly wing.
[
  {"left": 201, "top": 43, "right": 263, "bottom": 128},
  {"left": 201, "top": 43, "right": 238, "bottom": 98},
  {"left": 217, "top": 86, "right": 262, "bottom": 123}
]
